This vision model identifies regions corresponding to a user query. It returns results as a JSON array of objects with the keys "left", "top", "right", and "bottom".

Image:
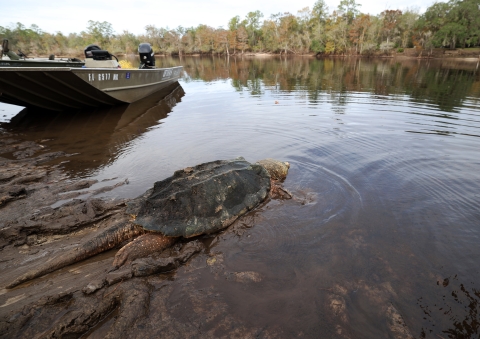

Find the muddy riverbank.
[{"left": 0, "top": 133, "right": 279, "bottom": 338}]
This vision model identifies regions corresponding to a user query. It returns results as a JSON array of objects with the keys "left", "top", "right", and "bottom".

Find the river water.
[{"left": 1, "top": 56, "right": 480, "bottom": 338}]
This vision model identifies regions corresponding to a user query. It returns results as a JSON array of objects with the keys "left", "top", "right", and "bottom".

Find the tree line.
[{"left": 1, "top": 0, "right": 479, "bottom": 57}]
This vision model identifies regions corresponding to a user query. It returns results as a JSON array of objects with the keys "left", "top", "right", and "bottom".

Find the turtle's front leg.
[
  {"left": 113, "top": 232, "right": 178, "bottom": 267},
  {"left": 269, "top": 179, "right": 292, "bottom": 199}
]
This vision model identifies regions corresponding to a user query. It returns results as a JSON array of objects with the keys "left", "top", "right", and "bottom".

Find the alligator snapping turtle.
[{"left": 7, "top": 157, "right": 290, "bottom": 288}]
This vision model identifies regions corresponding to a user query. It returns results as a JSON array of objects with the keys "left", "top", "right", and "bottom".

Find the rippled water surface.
[{"left": 2, "top": 57, "right": 480, "bottom": 338}]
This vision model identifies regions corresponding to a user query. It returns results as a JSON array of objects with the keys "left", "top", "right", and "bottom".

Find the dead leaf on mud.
[
  {"left": 231, "top": 271, "right": 262, "bottom": 283},
  {"left": 386, "top": 304, "right": 414, "bottom": 339}
]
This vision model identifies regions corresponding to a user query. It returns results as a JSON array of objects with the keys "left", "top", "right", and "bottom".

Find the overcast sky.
[{"left": 2, "top": 0, "right": 435, "bottom": 36}]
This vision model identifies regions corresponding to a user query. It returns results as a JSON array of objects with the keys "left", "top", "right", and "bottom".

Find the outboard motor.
[
  {"left": 138, "top": 43, "right": 155, "bottom": 69},
  {"left": 84, "top": 44, "right": 101, "bottom": 58}
]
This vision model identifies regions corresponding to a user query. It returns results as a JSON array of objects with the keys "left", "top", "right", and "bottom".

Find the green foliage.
[
  {"left": 245, "top": 10, "right": 264, "bottom": 48},
  {"left": 228, "top": 16, "right": 241, "bottom": 32},
  {"left": 419, "top": 0, "right": 480, "bottom": 49},
  {"left": 311, "top": 40, "right": 325, "bottom": 53},
  {"left": 312, "top": 0, "right": 329, "bottom": 23},
  {"left": 325, "top": 41, "right": 335, "bottom": 54},
  {"left": 337, "top": 0, "right": 361, "bottom": 24},
  {"left": 86, "top": 20, "right": 113, "bottom": 46}
]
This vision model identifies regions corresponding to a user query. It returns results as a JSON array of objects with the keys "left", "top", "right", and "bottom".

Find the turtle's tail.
[{"left": 6, "top": 222, "right": 144, "bottom": 289}]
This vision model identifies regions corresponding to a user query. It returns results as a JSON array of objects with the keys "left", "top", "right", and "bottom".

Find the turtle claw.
[{"left": 269, "top": 179, "right": 293, "bottom": 199}]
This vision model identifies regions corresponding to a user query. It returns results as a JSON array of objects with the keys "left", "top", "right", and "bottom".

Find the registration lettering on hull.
[{"left": 88, "top": 73, "right": 119, "bottom": 81}]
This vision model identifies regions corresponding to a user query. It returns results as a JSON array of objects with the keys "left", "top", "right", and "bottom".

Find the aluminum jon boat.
[
  {"left": 0, "top": 43, "right": 183, "bottom": 111},
  {"left": 0, "top": 66, "right": 183, "bottom": 111}
]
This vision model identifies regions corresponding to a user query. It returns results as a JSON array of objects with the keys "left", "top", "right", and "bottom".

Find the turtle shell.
[{"left": 126, "top": 157, "right": 271, "bottom": 238}]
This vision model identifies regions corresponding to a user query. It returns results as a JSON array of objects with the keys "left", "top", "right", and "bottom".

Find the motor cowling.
[
  {"left": 138, "top": 43, "right": 155, "bottom": 69},
  {"left": 84, "top": 44, "right": 101, "bottom": 58},
  {"left": 91, "top": 50, "right": 113, "bottom": 60}
]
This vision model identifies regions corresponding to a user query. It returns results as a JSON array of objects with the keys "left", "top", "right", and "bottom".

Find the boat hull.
[{"left": 0, "top": 66, "right": 183, "bottom": 111}]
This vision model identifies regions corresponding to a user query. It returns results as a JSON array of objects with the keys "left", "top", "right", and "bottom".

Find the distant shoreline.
[
  {"left": 150, "top": 48, "right": 480, "bottom": 62},
  {"left": 26, "top": 48, "right": 480, "bottom": 63}
]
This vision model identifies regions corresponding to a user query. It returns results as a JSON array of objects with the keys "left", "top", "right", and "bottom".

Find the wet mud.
[{"left": 0, "top": 134, "right": 293, "bottom": 338}]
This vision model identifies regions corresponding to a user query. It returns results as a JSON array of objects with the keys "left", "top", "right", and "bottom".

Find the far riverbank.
[{"left": 17, "top": 48, "right": 480, "bottom": 63}]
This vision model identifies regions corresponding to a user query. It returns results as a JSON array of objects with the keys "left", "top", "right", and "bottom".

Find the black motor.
[
  {"left": 84, "top": 44, "right": 101, "bottom": 58},
  {"left": 138, "top": 43, "right": 155, "bottom": 69},
  {"left": 91, "top": 50, "right": 113, "bottom": 60}
]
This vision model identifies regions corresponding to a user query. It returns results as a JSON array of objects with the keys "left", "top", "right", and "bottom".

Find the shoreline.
[{"left": 31, "top": 48, "right": 480, "bottom": 62}]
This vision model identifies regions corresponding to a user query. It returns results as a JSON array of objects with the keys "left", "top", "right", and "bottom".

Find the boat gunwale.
[{"left": 0, "top": 66, "right": 183, "bottom": 72}]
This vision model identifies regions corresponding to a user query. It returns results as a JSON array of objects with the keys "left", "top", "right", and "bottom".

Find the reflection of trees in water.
[
  {"left": 418, "top": 275, "right": 480, "bottom": 338},
  {"left": 172, "top": 56, "right": 480, "bottom": 113},
  {"left": 231, "top": 78, "right": 263, "bottom": 95}
]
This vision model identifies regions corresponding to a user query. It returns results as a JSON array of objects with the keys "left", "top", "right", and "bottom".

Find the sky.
[{"left": 1, "top": 0, "right": 435, "bottom": 36}]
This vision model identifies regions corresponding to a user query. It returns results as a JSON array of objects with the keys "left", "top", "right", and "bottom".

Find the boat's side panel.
[
  {"left": 0, "top": 66, "right": 183, "bottom": 111},
  {"left": 0, "top": 68, "right": 124, "bottom": 111},
  {"left": 71, "top": 67, "right": 183, "bottom": 103}
]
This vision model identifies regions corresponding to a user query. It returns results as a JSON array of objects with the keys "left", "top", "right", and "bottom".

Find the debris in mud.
[
  {"left": 386, "top": 304, "right": 414, "bottom": 339},
  {"left": 230, "top": 271, "right": 262, "bottom": 283}
]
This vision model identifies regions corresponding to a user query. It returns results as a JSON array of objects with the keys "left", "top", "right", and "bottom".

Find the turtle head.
[{"left": 256, "top": 158, "right": 290, "bottom": 181}]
